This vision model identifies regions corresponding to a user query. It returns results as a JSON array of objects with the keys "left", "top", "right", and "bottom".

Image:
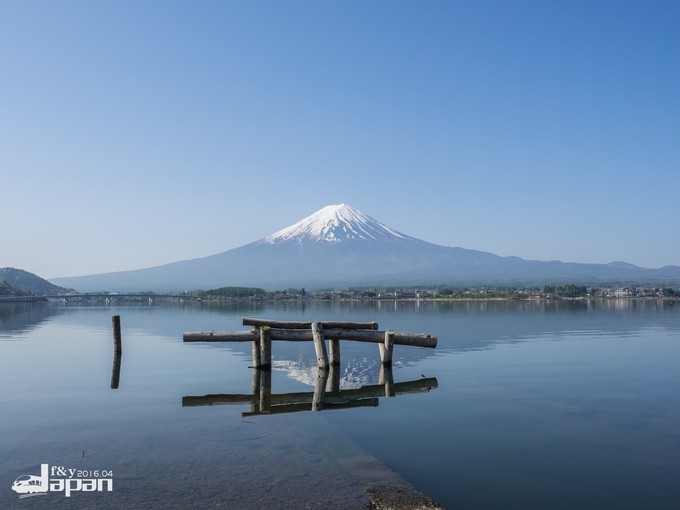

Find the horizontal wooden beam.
[
  {"left": 184, "top": 329, "right": 437, "bottom": 348},
  {"left": 184, "top": 330, "right": 259, "bottom": 342},
  {"left": 243, "top": 318, "right": 379, "bottom": 330}
]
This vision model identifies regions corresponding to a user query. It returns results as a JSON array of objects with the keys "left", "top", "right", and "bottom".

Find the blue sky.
[{"left": 1, "top": 0, "right": 678, "bottom": 278}]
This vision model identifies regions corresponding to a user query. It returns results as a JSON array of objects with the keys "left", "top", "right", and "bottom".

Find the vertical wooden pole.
[
  {"left": 110, "top": 354, "right": 121, "bottom": 389},
  {"left": 329, "top": 339, "right": 341, "bottom": 366},
  {"left": 260, "top": 326, "right": 271, "bottom": 369},
  {"left": 251, "top": 328, "right": 262, "bottom": 368},
  {"left": 328, "top": 362, "right": 341, "bottom": 393},
  {"left": 312, "top": 369, "right": 329, "bottom": 411},
  {"left": 251, "top": 367, "right": 261, "bottom": 413},
  {"left": 311, "top": 322, "right": 329, "bottom": 370},
  {"left": 379, "top": 330, "right": 394, "bottom": 365},
  {"left": 112, "top": 315, "right": 122, "bottom": 355},
  {"left": 259, "top": 369, "right": 272, "bottom": 413}
]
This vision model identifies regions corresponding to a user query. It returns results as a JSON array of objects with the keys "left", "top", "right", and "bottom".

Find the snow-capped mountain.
[
  {"left": 51, "top": 204, "right": 680, "bottom": 291},
  {"left": 263, "top": 204, "right": 414, "bottom": 244}
]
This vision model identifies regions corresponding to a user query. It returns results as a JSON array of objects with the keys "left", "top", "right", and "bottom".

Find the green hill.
[
  {"left": 0, "top": 267, "right": 68, "bottom": 295},
  {"left": 0, "top": 280, "right": 33, "bottom": 297}
]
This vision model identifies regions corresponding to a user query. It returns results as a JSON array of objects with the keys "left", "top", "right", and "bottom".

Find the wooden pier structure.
[
  {"left": 183, "top": 318, "right": 438, "bottom": 413},
  {"left": 183, "top": 317, "right": 438, "bottom": 370}
]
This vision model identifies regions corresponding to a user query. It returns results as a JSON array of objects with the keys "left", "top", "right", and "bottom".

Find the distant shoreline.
[
  {"left": 3, "top": 295, "right": 679, "bottom": 306},
  {"left": 198, "top": 296, "right": 680, "bottom": 303}
]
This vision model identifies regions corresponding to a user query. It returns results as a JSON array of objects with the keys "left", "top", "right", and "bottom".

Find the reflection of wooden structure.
[
  {"left": 111, "top": 353, "right": 121, "bottom": 389},
  {"left": 182, "top": 364, "right": 438, "bottom": 416},
  {"left": 184, "top": 318, "right": 437, "bottom": 369}
]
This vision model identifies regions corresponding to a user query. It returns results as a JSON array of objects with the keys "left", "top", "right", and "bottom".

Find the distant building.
[{"left": 395, "top": 290, "right": 417, "bottom": 299}]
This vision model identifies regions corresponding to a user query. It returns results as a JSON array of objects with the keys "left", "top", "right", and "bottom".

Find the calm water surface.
[{"left": 1, "top": 300, "right": 679, "bottom": 509}]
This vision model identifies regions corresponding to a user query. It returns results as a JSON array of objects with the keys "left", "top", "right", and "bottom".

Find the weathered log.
[
  {"left": 260, "top": 326, "right": 272, "bottom": 368},
  {"left": 183, "top": 328, "right": 437, "bottom": 348},
  {"left": 379, "top": 330, "right": 395, "bottom": 365},
  {"left": 112, "top": 315, "right": 122, "bottom": 355},
  {"left": 312, "top": 322, "right": 329, "bottom": 369},
  {"left": 312, "top": 369, "right": 329, "bottom": 411},
  {"left": 251, "top": 336, "right": 261, "bottom": 368},
  {"left": 243, "top": 318, "right": 378, "bottom": 330},
  {"left": 184, "top": 330, "right": 258, "bottom": 342},
  {"left": 321, "top": 329, "right": 436, "bottom": 348},
  {"left": 329, "top": 338, "right": 341, "bottom": 366}
]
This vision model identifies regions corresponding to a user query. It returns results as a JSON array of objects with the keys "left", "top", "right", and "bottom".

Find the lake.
[{"left": 1, "top": 300, "right": 679, "bottom": 509}]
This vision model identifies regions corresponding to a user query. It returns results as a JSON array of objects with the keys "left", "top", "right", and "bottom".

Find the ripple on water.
[{"left": 189, "top": 415, "right": 279, "bottom": 443}]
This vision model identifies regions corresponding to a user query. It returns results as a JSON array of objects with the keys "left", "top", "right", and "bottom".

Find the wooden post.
[
  {"left": 110, "top": 354, "right": 121, "bottom": 389},
  {"left": 260, "top": 326, "right": 271, "bottom": 369},
  {"left": 329, "top": 338, "right": 341, "bottom": 366},
  {"left": 312, "top": 369, "right": 329, "bottom": 411},
  {"left": 251, "top": 368, "right": 261, "bottom": 413},
  {"left": 251, "top": 328, "right": 261, "bottom": 368},
  {"left": 259, "top": 369, "right": 272, "bottom": 413},
  {"left": 311, "top": 322, "right": 329, "bottom": 370},
  {"left": 327, "top": 363, "right": 341, "bottom": 393},
  {"left": 379, "top": 330, "right": 394, "bottom": 365},
  {"left": 112, "top": 315, "right": 122, "bottom": 355}
]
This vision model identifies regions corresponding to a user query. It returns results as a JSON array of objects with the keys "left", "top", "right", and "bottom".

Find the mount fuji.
[
  {"left": 261, "top": 204, "right": 416, "bottom": 244},
  {"left": 51, "top": 204, "right": 680, "bottom": 291}
]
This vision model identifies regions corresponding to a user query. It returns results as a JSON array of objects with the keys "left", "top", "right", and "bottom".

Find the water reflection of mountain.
[
  {"left": 274, "top": 358, "right": 395, "bottom": 389},
  {"left": 0, "top": 303, "right": 57, "bottom": 338},
  {"left": 416, "top": 299, "right": 680, "bottom": 352}
]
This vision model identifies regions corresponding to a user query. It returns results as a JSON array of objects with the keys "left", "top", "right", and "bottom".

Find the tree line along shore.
[
  {"left": 3, "top": 283, "right": 680, "bottom": 303},
  {"left": 187, "top": 284, "right": 680, "bottom": 301}
]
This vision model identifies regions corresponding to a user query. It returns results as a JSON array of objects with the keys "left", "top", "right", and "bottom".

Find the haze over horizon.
[{"left": 1, "top": 1, "right": 678, "bottom": 279}]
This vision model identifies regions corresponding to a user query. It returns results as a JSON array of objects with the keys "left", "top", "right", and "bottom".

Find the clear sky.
[{"left": 1, "top": 0, "right": 678, "bottom": 279}]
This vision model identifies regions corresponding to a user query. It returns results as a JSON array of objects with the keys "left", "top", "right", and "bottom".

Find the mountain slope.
[
  {"left": 49, "top": 204, "right": 680, "bottom": 291},
  {"left": 0, "top": 267, "right": 68, "bottom": 295},
  {"left": 0, "top": 280, "right": 33, "bottom": 297}
]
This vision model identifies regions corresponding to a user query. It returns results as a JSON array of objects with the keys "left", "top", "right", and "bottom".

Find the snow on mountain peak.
[{"left": 264, "top": 204, "right": 412, "bottom": 244}]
